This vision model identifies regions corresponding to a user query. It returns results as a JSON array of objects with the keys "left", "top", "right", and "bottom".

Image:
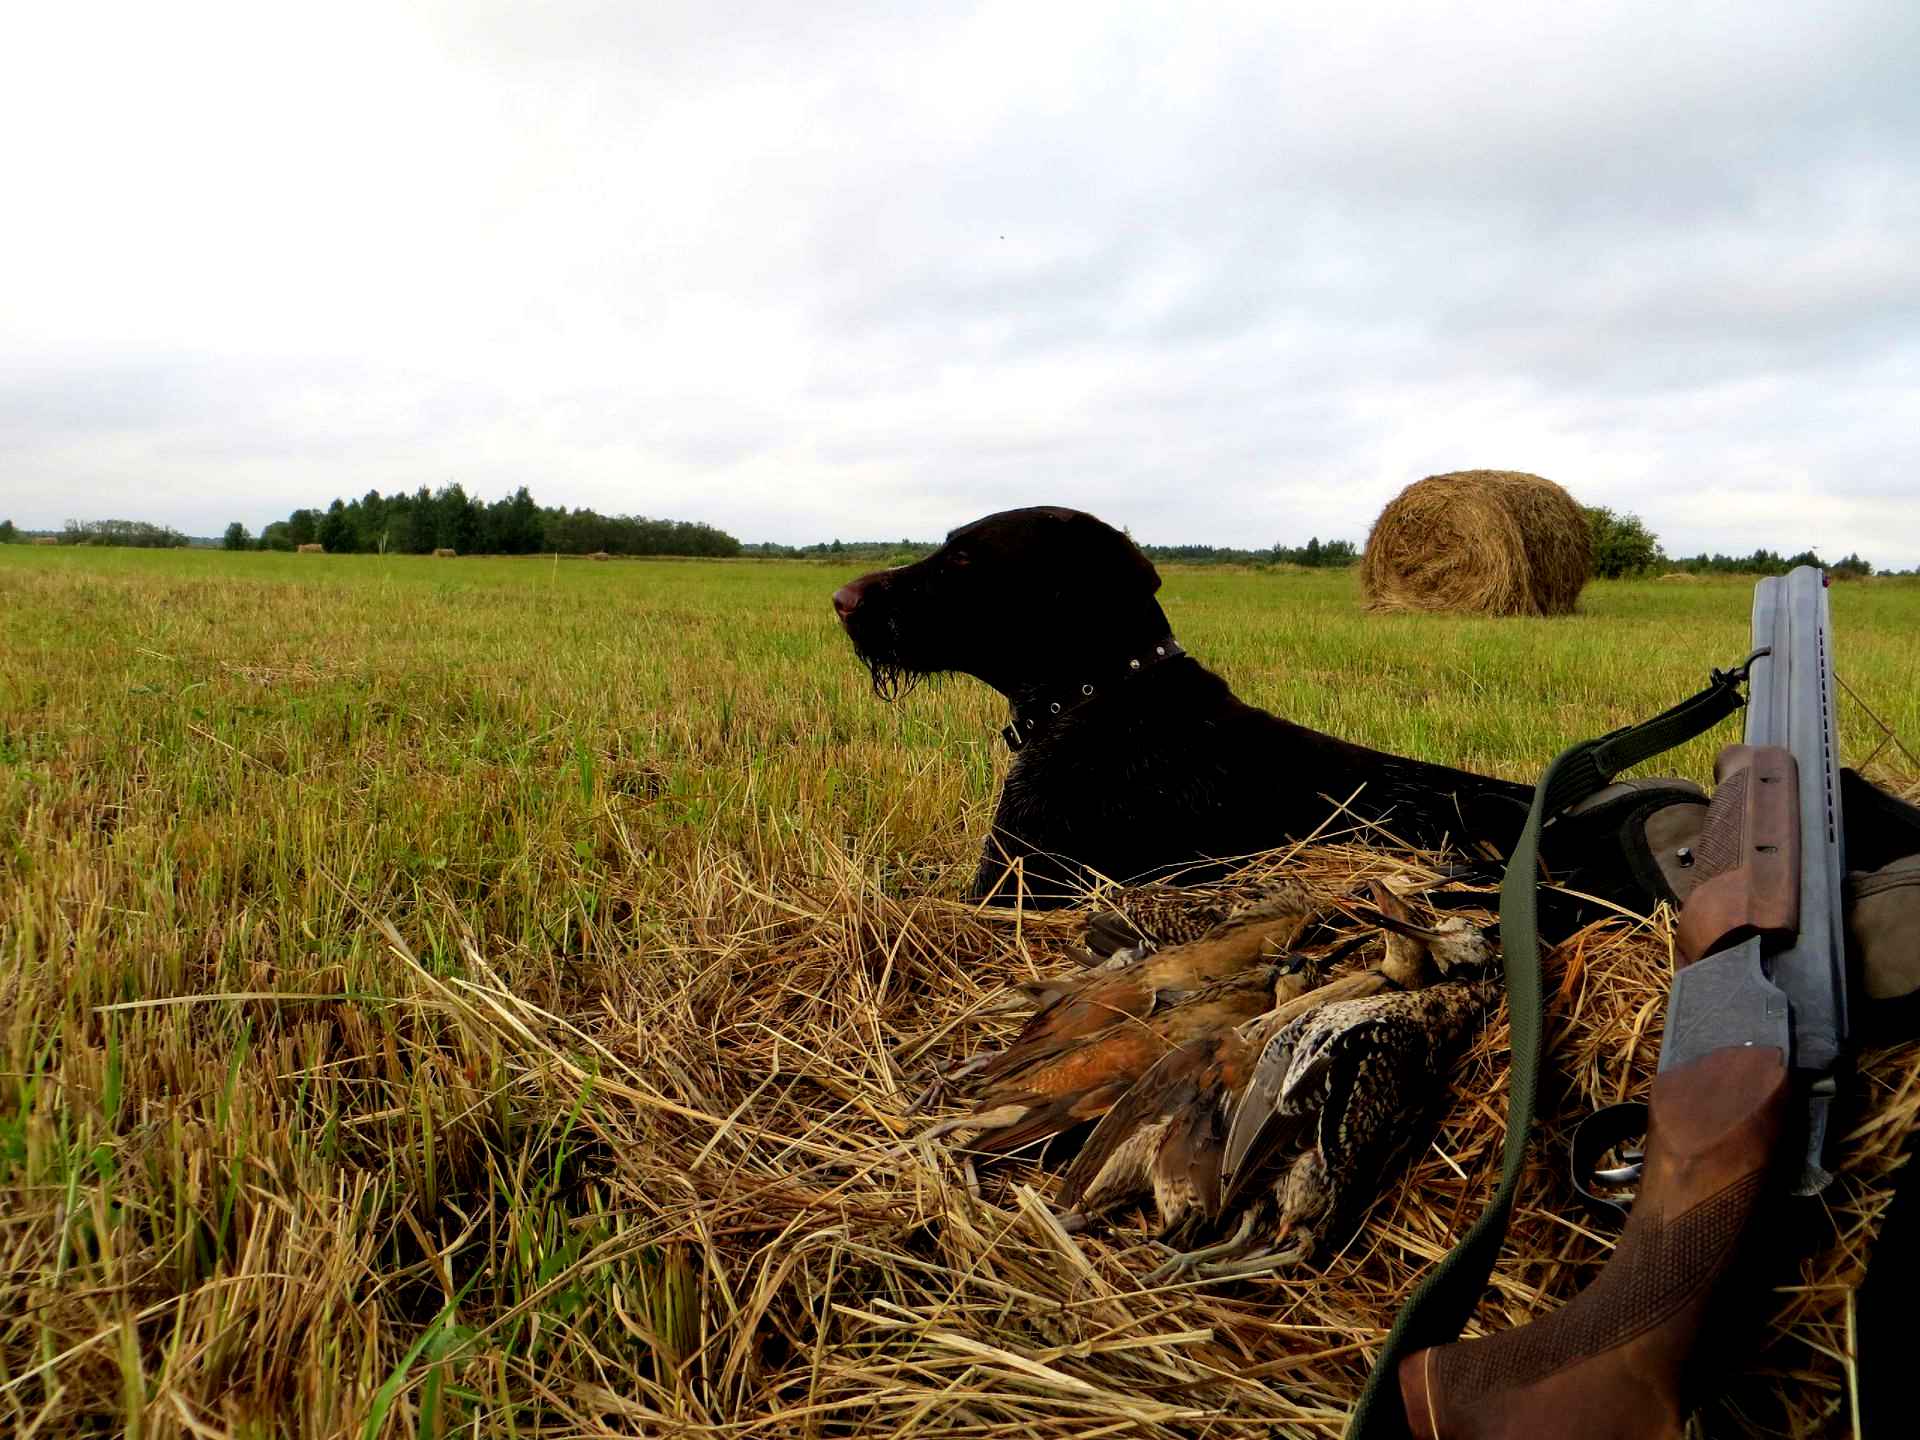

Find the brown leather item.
[
  {"left": 1398, "top": 1045, "right": 1789, "bottom": 1440},
  {"left": 1673, "top": 746, "right": 1800, "bottom": 965}
]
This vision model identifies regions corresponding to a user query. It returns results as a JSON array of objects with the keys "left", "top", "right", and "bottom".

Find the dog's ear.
[{"left": 1060, "top": 510, "right": 1161, "bottom": 595}]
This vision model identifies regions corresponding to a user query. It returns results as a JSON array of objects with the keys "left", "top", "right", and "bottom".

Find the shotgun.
[{"left": 1398, "top": 565, "right": 1849, "bottom": 1440}]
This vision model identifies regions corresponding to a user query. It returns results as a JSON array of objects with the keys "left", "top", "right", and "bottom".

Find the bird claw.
[
  {"left": 1186, "top": 1239, "right": 1313, "bottom": 1281},
  {"left": 907, "top": 1050, "right": 1003, "bottom": 1112},
  {"left": 1141, "top": 1211, "right": 1265, "bottom": 1284}
]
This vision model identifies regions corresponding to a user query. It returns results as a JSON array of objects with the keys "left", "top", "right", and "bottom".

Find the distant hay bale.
[
  {"left": 590, "top": 550, "right": 612, "bottom": 562},
  {"left": 1659, "top": 571, "right": 1705, "bottom": 582},
  {"left": 1360, "top": 469, "right": 1591, "bottom": 617},
  {"left": 31, "top": 535, "right": 59, "bottom": 546},
  {"left": 296, "top": 543, "right": 324, "bottom": 554},
  {"left": 433, "top": 547, "right": 457, "bottom": 558}
]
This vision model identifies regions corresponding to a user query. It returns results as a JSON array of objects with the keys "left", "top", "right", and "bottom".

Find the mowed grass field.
[{"left": 3, "top": 545, "right": 1917, "bottom": 1437}]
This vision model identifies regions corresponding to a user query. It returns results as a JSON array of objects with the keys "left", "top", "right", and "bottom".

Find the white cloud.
[{"left": 2, "top": 0, "right": 1916, "bottom": 564}]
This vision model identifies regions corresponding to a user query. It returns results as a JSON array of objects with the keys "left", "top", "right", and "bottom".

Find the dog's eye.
[{"left": 948, "top": 549, "right": 971, "bottom": 568}]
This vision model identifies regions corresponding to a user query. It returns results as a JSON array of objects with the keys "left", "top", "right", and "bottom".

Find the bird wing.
[
  {"left": 1220, "top": 1020, "right": 1311, "bottom": 1202},
  {"left": 959, "top": 1078, "right": 1139, "bottom": 1156},
  {"left": 1059, "top": 1034, "right": 1211, "bottom": 1207},
  {"left": 1083, "top": 910, "right": 1152, "bottom": 960},
  {"left": 1153, "top": 1031, "right": 1257, "bottom": 1234},
  {"left": 972, "top": 974, "right": 1153, "bottom": 1083}
]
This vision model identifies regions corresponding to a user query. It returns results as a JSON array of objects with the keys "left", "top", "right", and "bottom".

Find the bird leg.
[
  {"left": 907, "top": 1047, "right": 1006, "bottom": 1112},
  {"left": 916, "top": 1102, "right": 1027, "bottom": 1144},
  {"left": 1143, "top": 1208, "right": 1264, "bottom": 1283},
  {"left": 1182, "top": 1231, "right": 1315, "bottom": 1281}
]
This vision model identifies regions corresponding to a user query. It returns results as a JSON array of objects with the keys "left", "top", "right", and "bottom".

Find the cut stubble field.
[{"left": 3, "top": 547, "right": 1917, "bottom": 1438}]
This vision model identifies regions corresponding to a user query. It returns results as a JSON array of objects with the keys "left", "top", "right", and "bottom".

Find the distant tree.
[
  {"left": 1585, "top": 507, "right": 1663, "bottom": 578},
  {"left": 222, "top": 521, "right": 252, "bottom": 551},
  {"left": 1831, "top": 552, "right": 1873, "bottom": 579},
  {"left": 256, "top": 485, "right": 740, "bottom": 560},
  {"left": 483, "top": 485, "right": 544, "bottom": 554},
  {"left": 1266, "top": 537, "right": 1359, "bottom": 568},
  {"left": 1666, "top": 547, "right": 1827, "bottom": 576},
  {"left": 60, "top": 518, "right": 190, "bottom": 548},
  {"left": 0, "top": 519, "right": 17, "bottom": 544},
  {"left": 317, "top": 499, "right": 352, "bottom": 554},
  {"left": 431, "top": 483, "right": 482, "bottom": 553}
]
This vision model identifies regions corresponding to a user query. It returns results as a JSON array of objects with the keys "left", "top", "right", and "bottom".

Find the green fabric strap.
[{"left": 1344, "top": 669, "right": 1747, "bottom": 1439}]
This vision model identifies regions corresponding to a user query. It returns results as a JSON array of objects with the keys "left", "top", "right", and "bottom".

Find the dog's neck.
[{"left": 997, "top": 599, "right": 1186, "bottom": 752}]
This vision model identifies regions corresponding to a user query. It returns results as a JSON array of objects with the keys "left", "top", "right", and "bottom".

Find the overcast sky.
[{"left": 3, "top": 2, "right": 1917, "bottom": 563}]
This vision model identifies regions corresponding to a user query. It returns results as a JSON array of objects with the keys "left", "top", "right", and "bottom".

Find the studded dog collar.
[{"left": 1001, "top": 638, "right": 1187, "bottom": 752}]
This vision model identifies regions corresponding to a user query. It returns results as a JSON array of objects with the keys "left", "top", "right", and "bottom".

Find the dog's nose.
[{"left": 832, "top": 583, "right": 862, "bottom": 619}]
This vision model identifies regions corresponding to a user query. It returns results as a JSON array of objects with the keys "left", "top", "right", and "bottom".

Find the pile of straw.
[
  {"left": 395, "top": 836, "right": 1915, "bottom": 1437},
  {"left": 1361, "top": 470, "right": 1592, "bottom": 616}
]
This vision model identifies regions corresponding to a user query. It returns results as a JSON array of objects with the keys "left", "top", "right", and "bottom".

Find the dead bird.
[
  {"left": 1081, "top": 877, "right": 1317, "bottom": 965},
  {"left": 919, "top": 964, "right": 1294, "bottom": 1158},
  {"left": 1082, "top": 891, "right": 1230, "bottom": 965},
  {"left": 967, "top": 886, "right": 1328, "bottom": 1090},
  {"left": 1152, "top": 969, "right": 1499, "bottom": 1281},
  {"left": 1053, "top": 954, "right": 1325, "bottom": 1242},
  {"left": 1048, "top": 883, "right": 1479, "bottom": 1242},
  {"left": 1254, "top": 881, "right": 1493, "bottom": 1031}
]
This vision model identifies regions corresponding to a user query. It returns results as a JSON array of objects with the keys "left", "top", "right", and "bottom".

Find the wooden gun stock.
[{"left": 1398, "top": 1045, "right": 1788, "bottom": 1440}]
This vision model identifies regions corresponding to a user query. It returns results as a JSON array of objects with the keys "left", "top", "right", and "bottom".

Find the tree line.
[
  {"left": 3, "top": 506, "right": 1901, "bottom": 576},
  {"left": 1583, "top": 507, "right": 1878, "bottom": 579},
  {"left": 743, "top": 536, "right": 1363, "bottom": 568},
  {"left": 0, "top": 518, "right": 196, "bottom": 547},
  {"left": 219, "top": 484, "right": 741, "bottom": 557}
]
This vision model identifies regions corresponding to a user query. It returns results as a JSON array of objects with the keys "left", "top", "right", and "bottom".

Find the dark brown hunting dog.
[{"left": 834, "top": 505, "right": 1547, "bottom": 905}]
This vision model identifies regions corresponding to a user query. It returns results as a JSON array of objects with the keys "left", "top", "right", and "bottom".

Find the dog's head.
[{"left": 833, "top": 506, "right": 1163, "bottom": 698}]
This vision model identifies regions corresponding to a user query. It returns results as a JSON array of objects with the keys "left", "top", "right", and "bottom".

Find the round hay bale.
[
  {"left": 589, "top": 550, "right": 612, "bottom": 562},
  {"left": 432, "top": 547, "right": 457, "bottom": 558},
  {"left": 1360, "top": 469, "right": 1591, "bottom": 616},
  {"left": 296, "top": 542, "right": 325, "bottom": 554}
]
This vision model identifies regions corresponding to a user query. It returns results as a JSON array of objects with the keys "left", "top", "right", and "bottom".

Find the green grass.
[{"left": 1, "top": 546, "right": 1915, "bottom": 1435}]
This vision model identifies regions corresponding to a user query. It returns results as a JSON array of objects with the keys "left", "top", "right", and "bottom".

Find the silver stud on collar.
[
  {"left": 1081, "top": 683, "right": 1094, "bottom": 696},
  {"left": 1155, "top": 645, "right": 1166, "bottom": 656},
  {"left": 1128, "top": 658, "right": 1141, "bottom": 670},
  {"left": 1049, "top": 701, "right": 1062, "bottom": 713}
]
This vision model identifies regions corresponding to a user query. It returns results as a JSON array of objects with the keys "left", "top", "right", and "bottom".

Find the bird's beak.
[{"left": 1355, "top": 905, "right": 1447, "bottom": 943}]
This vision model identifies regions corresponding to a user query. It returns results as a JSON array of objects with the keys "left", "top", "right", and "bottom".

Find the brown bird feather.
[
  {"left": 1055, "top": 955, "right": 1324, "bottom": 1241},
  {"left": 923, "top": 964, "right": 1288, "bottom": 1157},
  {"left": 978, "top": 888, "right": 1322, "bottom": 1087}
]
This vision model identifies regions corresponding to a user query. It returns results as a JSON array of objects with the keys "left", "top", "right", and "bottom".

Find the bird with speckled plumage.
[
  {"left": 1079, "top": 877, "right": 1320, "bottom": 965},
  {"left": 1152, "top": 963, "right": 1499, "bottom": 1280}
]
